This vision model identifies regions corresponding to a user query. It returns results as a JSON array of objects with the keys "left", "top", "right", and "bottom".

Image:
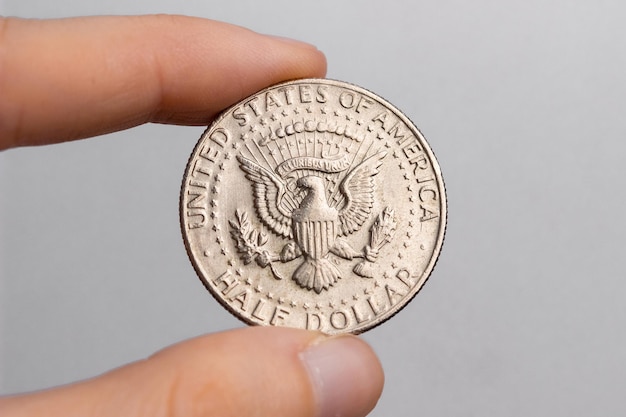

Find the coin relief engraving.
[{"left": 181, "top": 79, "right": 446, "bottom": 334}]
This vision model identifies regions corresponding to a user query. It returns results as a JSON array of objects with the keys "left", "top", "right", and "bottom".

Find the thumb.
[{"left": 0, "top": 327, "right": 384, "bottom": 417}]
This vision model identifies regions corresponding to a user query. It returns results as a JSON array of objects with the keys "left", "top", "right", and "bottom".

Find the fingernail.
[
  {"left": 300, "top": 336, "right": 384, "bottom": 417},
  {"left": 265, "top": 34, "right": 320, "bottom": 50}
]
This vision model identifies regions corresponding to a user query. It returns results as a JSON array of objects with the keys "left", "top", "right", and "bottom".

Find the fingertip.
[
  {"left": 301, "top": 335, "right": 385, "bottom": 417},
  {"left": 262, "top": 33, "right": 328, "bottom": 78},
  {"left": 153, "top": 327, "right": 383, "bottom": 417}
]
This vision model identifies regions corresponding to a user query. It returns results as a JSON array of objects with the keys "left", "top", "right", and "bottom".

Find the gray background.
[{"left": 1, "top": 1, "right": 625, "bottom": 416}]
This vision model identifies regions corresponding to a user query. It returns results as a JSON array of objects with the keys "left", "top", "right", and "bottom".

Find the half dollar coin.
[{"left": 180, "top": 79, "right": 446, "bottom": 335}]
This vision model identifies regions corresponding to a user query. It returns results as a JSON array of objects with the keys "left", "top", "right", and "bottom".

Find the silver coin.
[{"left": 180, "top": 79, "right": 446, "bottom": 335}]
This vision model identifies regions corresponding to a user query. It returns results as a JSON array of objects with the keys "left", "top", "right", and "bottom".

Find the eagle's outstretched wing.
[
  {"left": 237, "top": 156, "right": 293, "bottom": 238},
  {"left": 337, "top": 151, "right": 387, "bottom": 236}
]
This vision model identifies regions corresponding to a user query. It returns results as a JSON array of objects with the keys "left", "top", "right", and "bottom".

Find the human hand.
[{"left": 0, "top": 15, "right": 384, "bottom": 417}]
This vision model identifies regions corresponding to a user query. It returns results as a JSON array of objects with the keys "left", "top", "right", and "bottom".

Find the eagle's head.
[{"left": 296, "top": 175, "right": 325, "bottom": 191}]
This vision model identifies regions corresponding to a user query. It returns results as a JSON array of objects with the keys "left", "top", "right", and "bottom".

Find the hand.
[{"left": 0, "top": 15, "right": 384, "bottom": 417}]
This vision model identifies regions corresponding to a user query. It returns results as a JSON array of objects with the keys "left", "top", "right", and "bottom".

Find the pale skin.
[{"left": 0, "top": 15, "right": 384, "bottom": 417}]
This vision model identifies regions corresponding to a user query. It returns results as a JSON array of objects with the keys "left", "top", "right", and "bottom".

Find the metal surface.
[{"left": 180, "top": 79, "right": 446, "bottom": 334}]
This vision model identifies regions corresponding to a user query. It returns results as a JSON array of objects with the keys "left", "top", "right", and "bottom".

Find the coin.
[{"left": 180, "top": 79, "right": 446, "bottom": 335}]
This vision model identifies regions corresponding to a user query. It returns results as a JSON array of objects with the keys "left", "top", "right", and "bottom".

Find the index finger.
[{"left": 0, "top": 15, "right": 327, "bottom": 150}]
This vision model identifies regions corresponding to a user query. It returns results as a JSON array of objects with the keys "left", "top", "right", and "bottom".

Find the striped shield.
[{"left": 293, "top": 219, "right": 337, "bottom": 260}]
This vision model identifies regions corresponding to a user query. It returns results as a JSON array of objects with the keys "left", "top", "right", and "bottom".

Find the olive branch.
[{"left": 228, "top": 210, "right": 284, "bottom": 280}]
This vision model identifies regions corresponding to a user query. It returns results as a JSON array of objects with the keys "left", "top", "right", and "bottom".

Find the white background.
[{"left": 2, "top": 1, "right": 625, "bottom": 416}]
